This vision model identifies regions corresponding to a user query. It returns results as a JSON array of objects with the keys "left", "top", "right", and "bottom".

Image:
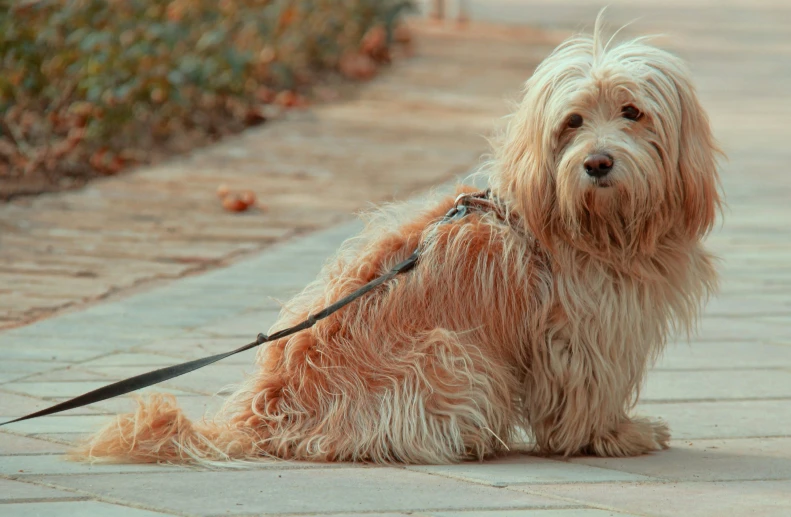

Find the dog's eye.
[
  {"left": 622, "top": 105, "right": 643, "bottom": 121},
  {"left": 567, "top": 114, "right": 583, "bottom": 129}
]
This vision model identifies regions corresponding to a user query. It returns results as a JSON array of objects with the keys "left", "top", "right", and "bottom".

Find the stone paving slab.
[
  {"left": 569, "top": 438, "right": 791, "bottom": 483},
  {"left": 1, "top": 454, "right": 348, "bottom": 478},
  {"left": 3, "top": 415, "right": 121, "bottom": 436},
  {"left": 0, "top": 391, "right": 104, "bottom": 418},
  {"left": 408, "top": 456, "right": 652, "bottom": 486},
  {"left": 2, "top": 502, "right": 171, "bottom": 517},
  {"left": 641, "top": 370, "right": 791, "bottom": 402},
  {"left": 636, "top": 400, "right": 791, "bottom": 440},
  {"left": 520, "top": 480, "right": 791, "bottom": 517},
  {"left": 0, "top": 478, "right": 86, "bottom": 503},
  {"left": 36, "top": 468, "right": 573, "bottom": 516},
  {"left": 426, "top": 508, "right": 632, "bottom": 517},
  {"left": 654, "top": 341, "right": 791, "bottom": 370},
  {"left": 0, "top": 434, "right": 68, "bottom": 456}
]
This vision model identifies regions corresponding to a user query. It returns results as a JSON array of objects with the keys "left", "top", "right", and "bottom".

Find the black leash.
[
  {"left": 0, "top": 251, "right": 420, "bottom": 428},
  {"left": 0, "top": 192, "right": 493, "bottom": 427}
]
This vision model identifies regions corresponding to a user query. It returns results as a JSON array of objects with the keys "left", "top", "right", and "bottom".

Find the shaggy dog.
[{"left": 75, "top": 19, "right": 722, "bottom": 464}]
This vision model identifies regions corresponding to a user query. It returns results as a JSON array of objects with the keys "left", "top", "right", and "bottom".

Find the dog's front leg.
[{"left": 527, "top": 337, "right": 670, "bottom": 458}]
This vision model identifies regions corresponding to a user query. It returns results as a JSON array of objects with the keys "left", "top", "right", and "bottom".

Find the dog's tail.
[{"left": 69, "top": 394, "right": 265, "bottom": 464}]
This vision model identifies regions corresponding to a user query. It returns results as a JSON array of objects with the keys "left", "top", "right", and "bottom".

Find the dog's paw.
[
  {"left": 584, "top": 417, "right": 670, "bottom": 457},
  {"left": 649, "top": 418, "right": 671, "bottom": 450}
]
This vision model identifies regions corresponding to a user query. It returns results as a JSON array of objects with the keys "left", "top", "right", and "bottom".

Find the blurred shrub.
[{"left": 0, "top": 0, "right": 414, "bottom": 194}]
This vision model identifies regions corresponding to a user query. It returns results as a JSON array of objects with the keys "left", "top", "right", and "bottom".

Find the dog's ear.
[
  {"left": 496, "top": 104, "right": 558, "bottom": 251},
  {"left": 674, "top": 73, "right": 723, "bottom": 239}
]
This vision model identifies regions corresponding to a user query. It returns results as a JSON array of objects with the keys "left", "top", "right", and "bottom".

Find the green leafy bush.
[{"left": 0, "top": 0, "right": 414, "bottom": 197}]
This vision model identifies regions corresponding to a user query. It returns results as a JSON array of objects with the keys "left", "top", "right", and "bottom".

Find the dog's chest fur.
[{"left": 533, "top": 240, "right": 717, "bottom": 396}]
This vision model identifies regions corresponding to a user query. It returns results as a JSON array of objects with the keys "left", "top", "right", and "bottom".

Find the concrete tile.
[
  {"left": 693, "top": 317, "right": 791, "bottom": 342},
  {"left": 80, "top": 353, "right": 188, "bottom": 367},
  {"left": 522, "top": 480, "right": 791, "bottom": 517},
  {"left": 0, "top": 361, "right": 67, "bottom": 380},
  {"left": 72, "top": 303, "right": 240, "bottom": 330},
  {"left": 0, "top": 453, "right": 185, "bottom": 476},
  {"left": 24, "top": 433, "right": 85, "bottom": 446},
  {"left": 2, "top": 415, "right": 121, "bottom": 435},
  {"left": 409, "top": 455, "right": 652, "bottom": 486},
  {"left": 0, "top": 478, "right": 84, "bottom": 502},
  {"left": 3, "top": 450, "right": 347, "bottom": 477},
  {"left": 83, "top": 364, "right": 253, "bottom": 396},
  {"left": 655, "top": 341, "right": 791, "bottom": 370},
  {"left": 6, "top": 315, "right": 183, "bottom": 341},
  {"left": 115, "top": 289, "right": 277, "bottom": 311},
  {"left": 642, "top": 370, "right": 791, "bottom": 402},
  {"left": 3, "top": 381, "right": 192, "bottom": 399},
  {"left": 570, "top": 437, "right": 791, "bottom": 482},
  {"left": 134, "top": 335, "right": 263, "bottom": 362},
  {"left": 0, "top": 323, "right": 168, "bottom": 345},
  {"left": 0, "top": 433, "right": 69, "bottom": 455},
  {"left": 192, "top": 310, "right": 284, "bottom": 338},
  {"left": 0, "top": 392, "right": 58, "bottom": 417},
  {"left": 14, "top": 368, "right": 111, "bottom": 383},
  {"left": 40, "top": 468, "right": 569, "bottom": 515},
  {"left": 0, "top": 371, "right": 28, "bottom": 384},
  {"left": 0, "top": 346, "right": 105, "bottom": 363},
  {"left": 0, "top": 501, "right": 175, "bottom": 517},
  {"left": 295, "top": 514, "right": 408, "bottom": 517},
  {"left": 637, "top": 400, "right": 791, "bottom": 439},
  {"left": 427, "top": 511, "right": 635, "bottom": 517},
  {"left": 0, "top": 332, "right": 143, "bottom": 352},
  {"left": 179, "top": 266, "right": 312, "bottom": 290},
  {"left": 703, "top": 295, "right": 791, "bottom": 317}
]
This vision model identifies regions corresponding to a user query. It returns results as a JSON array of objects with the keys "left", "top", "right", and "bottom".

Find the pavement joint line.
[
  {"left": 0, "top": 387, "right": 53, "bottom": 400},
  {"left": 0, "top": 430, "right": 73, "bottom": 445},
  {"left": 0, "top": 475, "right": 189, "bottom": 515},
  {"left": 0, "top": 452, "right": 66, "bottom": 458},
  {"left": 546, "top": 457, "right": 669, "bottom": 479},
  {"left": 502, "top": 487, "right": 657, "bottom": 517},
  {"left": 214, "top": 504, "right": 587, "bottom": 517},
  {"left": 2, "top": 478, "right": 194, "bottom": 516},
  {"left": 639, "top": 396, "right": 791, "bottom": 404},
  {"left": 704, "top": 312, "right": 791, "bottom": 317},
  {"left": 663, "top": 434, "right": 791, "bottom": 441},
  {"left": 418, "top": 475, "right": 665, "bottom": 487},
  {"left": 27, "top": 433, "right": 89, "bottom": 439},
  {"left": 681, "top": 338, "right": 789, "bottom": 343},
  {"left": 0, "top": 497, "right": 92, "bottom": 504},
  {"left": 5, "top": 458, "right": 397, "bottom": 474},
  {"left": 652, "top": 366, "right": 791, "bottom": 372}
]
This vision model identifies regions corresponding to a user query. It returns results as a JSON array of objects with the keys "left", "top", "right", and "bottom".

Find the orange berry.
[{"left": 222, "top": 195, "right": 249, "bottom": 213}]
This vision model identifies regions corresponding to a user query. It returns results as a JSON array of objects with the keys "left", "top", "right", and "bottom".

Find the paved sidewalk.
[
  {"left": 0, "top": 21, "right": 560, "bottom": 329},
  {"left": 2, "top": 2, "right": 791, "bottom": 517}
]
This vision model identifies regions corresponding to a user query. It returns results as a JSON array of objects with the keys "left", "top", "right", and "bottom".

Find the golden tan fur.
[{"left": 73, "top": 17, "right": 722, "bottom": 465}]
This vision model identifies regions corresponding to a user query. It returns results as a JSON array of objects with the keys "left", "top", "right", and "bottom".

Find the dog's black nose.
[{"left": 584, "top": 154, "right": 614, "bottom": 178}]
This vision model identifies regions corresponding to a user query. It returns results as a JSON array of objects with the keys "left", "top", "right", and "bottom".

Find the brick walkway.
[
  {"left": 0, "top": 21, "right": 559, "bottom": 330},
  {"left": 2, "top": 3, "right": 791, "bottom": 517}
]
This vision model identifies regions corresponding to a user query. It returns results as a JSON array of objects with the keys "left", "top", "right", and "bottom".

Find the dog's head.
[{"left": 492, "top": 18, "right": 722, "bottom": 260}]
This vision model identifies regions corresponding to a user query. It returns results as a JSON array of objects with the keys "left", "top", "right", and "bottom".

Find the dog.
[{"left": 74, "top": 17, "right": 722, "bottom": 464}]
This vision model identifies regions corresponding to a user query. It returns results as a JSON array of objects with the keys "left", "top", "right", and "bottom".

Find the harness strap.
[{"left": 0, "top": 190, "right": 506, "bottom": 427}]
